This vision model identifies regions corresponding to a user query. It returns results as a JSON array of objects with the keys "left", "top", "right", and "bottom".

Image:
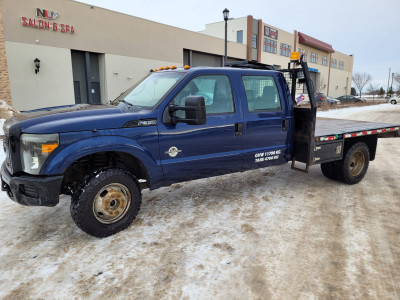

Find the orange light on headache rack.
[
  {"left": 42, "top": 143, "right": 58, "bottom": 154},
  {"left": 290, "top": 52, "right": 300, "bottom": 62},
  {"left": 184, "top": 65, "right": 191, "bottom": 70}
]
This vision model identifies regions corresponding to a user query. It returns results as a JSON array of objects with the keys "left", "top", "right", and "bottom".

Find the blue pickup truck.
[{"left": 1, "top": 56, "right": 399, "bottom": 237}]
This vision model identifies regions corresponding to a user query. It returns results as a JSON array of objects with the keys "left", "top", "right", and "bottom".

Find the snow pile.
[{"left": 0, "top": 100, "right": 18, "bottom": 120}]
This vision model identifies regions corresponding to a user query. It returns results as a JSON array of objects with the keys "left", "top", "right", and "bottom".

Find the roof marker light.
[
  {"left": 165, "top": 66, "right": 170, "bottom": 70},
  {"left": 184, "top": 65, "right": 191, "bottom": 70},
  {"left": 171, "top": 65, "right": 177, "bottom": 69},
  {"left": 159, "top": 67, "right": 165, "bottom": 70}
]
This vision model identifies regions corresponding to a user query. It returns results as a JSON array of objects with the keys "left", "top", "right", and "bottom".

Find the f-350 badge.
[{"left": 166, "top": 146, "right": 182, "bottom": 157}]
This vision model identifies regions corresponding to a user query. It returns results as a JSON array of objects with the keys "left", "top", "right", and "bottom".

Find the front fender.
[{"left": 42, "top": 136, "right": 164, "bottom": 187}]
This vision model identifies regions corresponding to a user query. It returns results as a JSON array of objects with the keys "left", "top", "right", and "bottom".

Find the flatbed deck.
[{"left": 315, "top": 118, "right": 400, "bottom": 140}]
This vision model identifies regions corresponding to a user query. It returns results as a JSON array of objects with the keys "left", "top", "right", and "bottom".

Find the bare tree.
[
  {"left": 393, "top": 73, "right": 400, "bottom": 86},
  {"left": 352, "top": 72, "right": 372, "bottom": 97},
  {"left": 367, "top": 83, "right": 378, "bottom": 100}
]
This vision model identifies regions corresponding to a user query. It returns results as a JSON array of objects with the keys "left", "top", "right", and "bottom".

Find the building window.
[
  {"left": 264, "top": 38, "right": 277, "bottom": 54},
  {"left": 252, "top": 34, "right": 257, "bottom": 49},
  {"left": 299, "top": 49, "right": 307, "bottom": 62},
  {"left": 310, "top": 52, "right": 318, "bottom": 64},
  {"left": 280, "top": 43, "right": 292, "bottom": 57},
  {"left": 321, "top": 56, "right": 328, "bottom": 66},
  {"left": 339, "top": 61, "right": 344, "bottom": 70},
  {"left": 237, "top": 30, "right": 243, "bottom": 44},
  {"left": 331, "top": 58, "right": 337, "bottom": 68}
]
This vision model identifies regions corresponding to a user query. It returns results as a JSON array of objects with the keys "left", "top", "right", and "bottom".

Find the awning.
[{"left": 298, "top": 32, "right": 334, "bottom": 53}]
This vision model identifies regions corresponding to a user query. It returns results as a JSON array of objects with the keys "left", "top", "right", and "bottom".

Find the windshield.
[{"left": 115, "top": 72, "right": 183, "bottom": 108}]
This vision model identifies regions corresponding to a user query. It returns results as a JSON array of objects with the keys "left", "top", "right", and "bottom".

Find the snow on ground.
[{"left": 0, "top": 104, "right": 399, "bottom": 299}]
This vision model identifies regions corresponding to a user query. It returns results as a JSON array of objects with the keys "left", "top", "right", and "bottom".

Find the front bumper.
[{"left": 0, "top": 162, "right": 63, "bottom": 206}]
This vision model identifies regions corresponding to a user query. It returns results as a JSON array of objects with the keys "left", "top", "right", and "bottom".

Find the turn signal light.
[
  {"left": 184, "top": 65, "right": 190, "bottom": 70},
  {"left": 42, "top": 143, "right": 58, "bottom": 154}
]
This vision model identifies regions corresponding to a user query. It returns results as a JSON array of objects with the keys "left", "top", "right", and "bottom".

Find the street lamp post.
[{"left": 223, "top": 8, "right": 229, "bottom": 66}]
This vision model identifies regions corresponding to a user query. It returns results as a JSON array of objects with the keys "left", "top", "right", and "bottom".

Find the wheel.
[
  {"left": 336, "top": 143, "right": 370, "bottom": 184},
  {"left": 70, "top": 168, "right": 141, "bottom": 237},
  {"left": 320, "top": 162, "right": 338, "bottom": 180},
  {"left": 391, "top": 100, "right": 397, "bottom": 104}
]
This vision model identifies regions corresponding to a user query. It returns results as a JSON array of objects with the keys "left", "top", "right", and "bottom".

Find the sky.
[{"left": 77, "top": 0, "right": 400, "bottom": 91}]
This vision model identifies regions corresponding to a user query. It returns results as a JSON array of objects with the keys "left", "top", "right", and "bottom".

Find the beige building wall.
[
  {"left": 260, "top": 23, "right": 294, "bottom": 69},
  {"left": 5, "top": 41, "right": 75, "bottom": 111},
  {"left": 2, "top": 0, "right": 246, "bottom": 109},
  {"left": 296, "top": 44, "right": 331, "bottom": 94},
  {"left": 199, "top": 18, "right": 248, "bottom": 45},
  {"left": 328, "top": 51, "right": 354, "bottom": 97},
  {"left": 103, "top": 55, "right": 182, "bottom": 103},
  {"left": 2, "top": 0, "right": 246, "bottom": 63},
  {"left": 0, "top": 2, "right": 11, "bottom": 105}
]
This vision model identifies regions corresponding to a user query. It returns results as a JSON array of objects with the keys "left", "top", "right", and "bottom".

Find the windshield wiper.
[{"left": 120, "top": 99, "right": 132, "bottom": 106}]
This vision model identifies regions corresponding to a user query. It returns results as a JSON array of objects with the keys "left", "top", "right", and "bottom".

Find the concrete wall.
[
  {"left": 199, "top": 18, "right": 248, "bottom": 45},
  {"left": 5, "top": 41, "right": 75, "bottom": 110}
]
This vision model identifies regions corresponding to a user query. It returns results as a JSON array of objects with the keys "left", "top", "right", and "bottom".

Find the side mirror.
[{"left": 169, "top": 96, "right": 206, "bottom": 125}]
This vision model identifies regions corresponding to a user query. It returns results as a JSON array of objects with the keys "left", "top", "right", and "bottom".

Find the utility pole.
[
  {"left": 390, "top": 72, "right": 394, "bottom": 97},
  {"left": 387, "top": 67, "right": 391, "bottom": 96}
]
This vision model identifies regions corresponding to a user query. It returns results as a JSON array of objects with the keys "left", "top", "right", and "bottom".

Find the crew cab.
[{"left": 1, "top": 55, "right": 399, "bottom": 237}]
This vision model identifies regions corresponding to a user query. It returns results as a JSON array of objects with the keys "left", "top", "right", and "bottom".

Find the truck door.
[
  {"left": 240, "top": 74, "right": 292, "bottom": 169},
  {"left": 158, "top": 74, "right": 244, "bottom": 185}
]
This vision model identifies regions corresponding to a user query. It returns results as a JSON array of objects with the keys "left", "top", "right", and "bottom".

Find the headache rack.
[{"left": 226, "top": 59, "right": 317, "bottom": 173}]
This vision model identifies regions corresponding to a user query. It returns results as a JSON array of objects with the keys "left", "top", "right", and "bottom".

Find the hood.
[{"left": 11, "top": 104, "right": 153, "bottom": 134}]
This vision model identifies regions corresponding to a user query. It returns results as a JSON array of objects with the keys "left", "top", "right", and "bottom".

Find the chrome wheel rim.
[
  {"left": 349, "top": 151, "right": 365, "bottom": 177},
  {"left": 93, "top": 183, "right": 131, "bottom": 224}
]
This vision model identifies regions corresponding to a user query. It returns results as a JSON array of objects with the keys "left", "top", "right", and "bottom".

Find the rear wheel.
[
  {"left": 320, "top": 162, "right": 338, "bottom": 180},
  {"left": 391, "top": 99, "right": 397, "bottom": 104},
  {"left": 70, "top": 168, "right": 141, "bottom": 237},
  {"left": 336, "top": 143, "right": 370, "bottom": 184}
]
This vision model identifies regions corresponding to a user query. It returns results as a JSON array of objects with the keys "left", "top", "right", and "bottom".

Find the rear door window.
[{"left": 242, "top": 76, "right": 281, "bottom": 112}]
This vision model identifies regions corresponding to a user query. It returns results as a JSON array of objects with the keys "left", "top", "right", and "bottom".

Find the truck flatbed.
[{"left": 315, "top": 118, "right": 400, "bottom": 140}]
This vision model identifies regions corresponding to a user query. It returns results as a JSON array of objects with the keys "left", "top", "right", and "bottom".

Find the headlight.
[{"left": 20, "top": 133, "right": 59, "bottom": 174}]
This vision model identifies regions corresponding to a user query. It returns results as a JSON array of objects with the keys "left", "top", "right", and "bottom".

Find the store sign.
[
  {"left": 36, "top": 8, "right": 58, "bottom": 20},
  {"left": 264, "top": 26, "right": 278, "bottom": 40},
  {"left": 20, "top": 8, "right": 75, "bottom": 33}
]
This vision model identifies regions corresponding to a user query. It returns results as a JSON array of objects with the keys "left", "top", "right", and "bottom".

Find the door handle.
[
  {"left": 282, "top": 119, "right": 289, "bottom": 131},
  {"left": 235, "top": 123, "right": 243, "bottom": 136}
]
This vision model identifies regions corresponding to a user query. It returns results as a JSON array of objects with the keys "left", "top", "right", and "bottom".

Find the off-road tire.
[
  {"left": 70, "top": 168, "right": 141, "bottom": 237},
  {"left": 336, "top": 143, "right": 370, "bottom": 185}
]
